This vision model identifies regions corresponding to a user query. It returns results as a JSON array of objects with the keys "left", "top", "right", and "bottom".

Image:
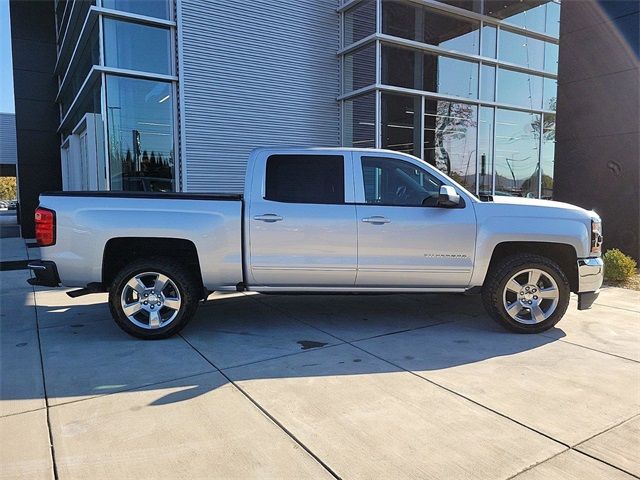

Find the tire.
[
  {"left": 482, "top": 254, "right": 570, "bottom": 333},
  {"left": 108, "top": 257, "right": 200, "bottom": 339}
]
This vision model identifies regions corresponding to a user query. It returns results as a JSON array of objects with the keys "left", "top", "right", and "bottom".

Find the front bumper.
[
  {"left": 27, "top": 261, "right": 61, "bottom": 287},
  {"left": 576, "top": 257, "right": 604, "bottom": 310}
]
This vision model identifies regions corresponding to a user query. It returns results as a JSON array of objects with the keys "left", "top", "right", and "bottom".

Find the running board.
[{"left": 66, "top": 283, "right": 104, "bottom": 298}]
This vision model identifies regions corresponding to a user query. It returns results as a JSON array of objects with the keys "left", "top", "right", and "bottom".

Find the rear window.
[{"left": 265, "top": 155, "right": 345, "bottom": 204}]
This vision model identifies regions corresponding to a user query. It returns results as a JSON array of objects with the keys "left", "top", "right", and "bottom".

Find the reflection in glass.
[
  {"left": 102, "top": 0, "right": 170, "bottom": 20},
  {"left": 382, "top": 0, "right": 480, "bottom": 54},
  {"left": 106, "top": 76, "right": 175, "bottom": 192},
  {"left": 544, "top": 42, "right": 559, "bottom": 73},
  {"left": 545, "top": 2, "right": 560, "bottom": 37},
  {"left": 481, "top": 25, "right": 497, "bottom": 58},
  {"left": 499, "top": 30, "right": 545, "bottom": 70},
  {"left": 494, "top": 109, "right": 540, "bottom": 198},
  {"left": 344, "top": 93, "right": 376, "bottom": 148},
  {"left": 62, "top": 78, "right": 102, "bottom": 136},
  {"left": 60, "top": 22, "right": 99, "bottom": 118},
  {"left": 543, "top": 77, "right": 557, "bottom": 111},
  {"left": 343, "top": 43, "right": 376, "bottom": 93},
  {"left": 497, "top": 68, "right": 543, "bottom": 109},
  {"left": 381, "top": 93, "right": 421, "bottom": 157},
  {"left": 540, "top": 113, "right": 555, "bottom": 199},
  {"left": 439, "top": 0, "right": 481, "bottom": 14},
  {"left": 485, "top": 1, "right": 548, "bottom": 33},
  {"left": 424, "top": 100, "right": 477, "bottom": 192},
  {"left": 104, "top": 19, "right": 172, "bottom": 75},
  {"left": 344, "top": 0, "right": 376, "bottom": 46},
  {"left": 382, "top": 44, "right": 478, "bottom": 99},
  {"left": 480, "top": 64, "right": 495, "bottom": 101},
  {"left": 478, "top": 107, "right": 494, "bottom": 196}
]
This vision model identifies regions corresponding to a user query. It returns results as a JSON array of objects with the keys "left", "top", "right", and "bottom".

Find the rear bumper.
[
  {"left": 27, "top": 261, "right": 61, "bottom": 287},
  {"left": 576, "top": 257, "right": 604, "bottom": 310}
]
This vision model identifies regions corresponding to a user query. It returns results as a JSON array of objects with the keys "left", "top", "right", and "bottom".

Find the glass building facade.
[
  {"left": 340, "top": 0, "right": 560, "bottom": 199},
  {"left": 54, "top": 0, "right": 177, "bottom": 192}
]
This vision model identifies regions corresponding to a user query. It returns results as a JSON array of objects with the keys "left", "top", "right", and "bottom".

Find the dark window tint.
[
  {"left": 362, "top": 156, "right": 442, "bottom": 207},
  {"left": 266, "top": 155, "right": 345, "bottom": 204}
]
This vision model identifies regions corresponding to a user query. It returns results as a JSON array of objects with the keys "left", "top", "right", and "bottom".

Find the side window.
[
  {"left": 265, "top": 155, "right": 345, "bottom": 204},
  {"left": 362, "top": 156, "right": 442, "bottom": 206}
]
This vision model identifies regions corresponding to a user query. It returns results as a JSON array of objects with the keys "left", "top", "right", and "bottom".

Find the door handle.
[
  {"left": 362, "top": 216, "right": 391, "bottom": 224},
  {"left": 253, "top": 214, "right": 283, "bottom": 223}
]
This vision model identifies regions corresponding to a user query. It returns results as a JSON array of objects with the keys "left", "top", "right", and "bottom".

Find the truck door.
[
  {"left": 247, "top": 152, "right": 357, "bottom": 287},
  {"left": 354, "top": 153, "right": 476, "bottom": 287}
]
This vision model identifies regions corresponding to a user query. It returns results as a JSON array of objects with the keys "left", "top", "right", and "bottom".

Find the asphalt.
[{"left": 1, "top": 237, "right": 638, "bottom": 479}]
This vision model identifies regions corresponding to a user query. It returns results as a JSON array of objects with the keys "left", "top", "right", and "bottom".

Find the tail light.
[{"left": 35, "top": 207, "right": 56, "bottom": 246}]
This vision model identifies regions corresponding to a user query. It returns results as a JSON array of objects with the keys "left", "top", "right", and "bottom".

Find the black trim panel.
[
  {"left": 577, "top": 290, "right": 599, "bottom": 310},
  {"left": 27, "top": 261, "right": 61, "bottom": 287}
]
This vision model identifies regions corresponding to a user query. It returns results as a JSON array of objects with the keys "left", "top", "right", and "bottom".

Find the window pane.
[
  {"left": 544, "top": 42, "right": 559, "bottom": 73},
  {"left": 104, "top": 19, "right": 172, "bottom": 75},
  {"left": 543, "top": 77, "right": 557, "bottom": 111},
  {"left": 265, "top": 155, "right": 344, "bottom": 204},
  {"left": 102, "top": 0, "right": 170, "bottom": 20},
  {"left": 344, "top": 93, "right": 376, "bottom": 148},
  {"left": 382, "top": 44, "right": 478, "bottom": 99},
  {"left": 106, "top": 76, "right": 175, "bottom": 192},
  {"left": 478, "top": 106, "right": 494, "bottom": 196},
  {"left": 343, "top": 43, "right": 376, "bottom": 93},
  {"left": 344, "top": 0, "right": 376, "bottom": 46},
  {"left": 439, "top": 0, "right": 481, "bottom": 14},
  {"left": 541, "top": 113, "right": 555, "bottom": 199},
  {"left": 485, "top": 1, "right": 548, "bottom": 33},
  {"left": 546, "top": 2, "right": 560, "bottom": 37},
  {"left": 424, "top": 100, "right": 477, "bottom": 192},
  {"left": 480, "top": 64, "right": 495, "bottom": 101},
  {"left": 361, "top": 156, "right": 442, "bottom": 206},
  {"left": 381, "top": 93, "right": 421, "bottom": 157},
  {"left": 499, "top": 30, "right": 545, "bottom": 70},
  {"left": 481, "top": 25, "right": 497, "bottom": 58},
  {"left": 496, "top": 68, "right": 543, "bottom": 109},
  {"left": 61, "top": 77, "right": 102, "bottom": 136},
  {"left": 382, "top": 0, "right": 480, "bottom": 55},
  {"left": 494, "top": 109, "right": 540, "bottom": 198}
]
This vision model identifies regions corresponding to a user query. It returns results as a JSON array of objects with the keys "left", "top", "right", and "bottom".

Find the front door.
[
  {"left": 248, "top": 152, "right": 357, "bottom": 287},
  {"left": 354, "top": 153, "right": 476, "bottom": 287}
]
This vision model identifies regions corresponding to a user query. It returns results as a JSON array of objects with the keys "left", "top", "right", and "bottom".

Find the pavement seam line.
[
  {"left": 539, "top": 334, "right": 640, "bottom": 364},
  {"left": 504, "top": 448, "right": 569, "bottom": 480},
  {"left": 0, "top": 405, "right": 47, "bottom": 419},
  {"left": 571, "top": 447, "right": 640, "bottom": 479},
  {"left": 178, "top": 333, "right": 342, "bottom": 480},
  {"left": 591, "top": 303, "right": 640, "bottom": 314},
  {"left": 31, "top": 278, "right": 59, "bottom": 480},
  {"left": 572, "top": 412, "right": 640, "bottom": 449}
]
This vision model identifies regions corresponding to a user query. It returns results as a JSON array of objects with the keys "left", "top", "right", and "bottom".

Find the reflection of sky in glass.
[
  {"left": 499, "top": 30, "right": 545, "bottom": 70},
  {"left": 481, "top": 25, "right": 497, "bottom": 58},
  {"left": 494, "top": 108, "right": 540, "bottom": 197},
  {"left": 102, "top": 0, "right": 170, "bottom": 20},
  {"left": 437, "top": 57, "right": 478, "bottom": 99},
  {"left": 544, "top": 43, "right": 559, "bottom": 73},
  {"left": 437, "top": 27, "right": 479, "bottom": 55},
  {"left": 497, "top": 68, "right": 543, "bottom": 109},
  {"left": 480, "top": 65, "right": 495, "bottom": 101},
  {"left": 543, "top": 77, "right": 557, "bottom": 111}
]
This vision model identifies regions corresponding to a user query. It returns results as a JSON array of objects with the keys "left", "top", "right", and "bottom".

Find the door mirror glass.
[{"left": 438, "top": 185, "right": 461, "bottom": 207}]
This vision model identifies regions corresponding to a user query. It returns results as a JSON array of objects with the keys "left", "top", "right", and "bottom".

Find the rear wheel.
[
  {"left": 482, "top": 254, "right": 570, "bottom": 333},
  {"left": 108, "top": 258, "right": 200, "bottom": 339}
]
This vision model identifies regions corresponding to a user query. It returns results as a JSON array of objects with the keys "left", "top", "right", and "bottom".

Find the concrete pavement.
[{"left": 1, "top": 237, "right": 639, "bottom": 479}]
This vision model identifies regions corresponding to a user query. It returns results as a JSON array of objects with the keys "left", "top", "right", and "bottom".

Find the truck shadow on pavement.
[{"left": 5, "top": 289, "right": 566, "bottom": 408}]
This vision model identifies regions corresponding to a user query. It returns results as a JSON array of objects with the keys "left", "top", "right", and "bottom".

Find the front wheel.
[
  {"left": 482, "top": 254, "right": 570, "bottom": 333},
  {"left": 108, "top": 258, "right": 200, "bottom": 339}
]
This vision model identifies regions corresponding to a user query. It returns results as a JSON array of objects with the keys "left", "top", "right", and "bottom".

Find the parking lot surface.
[{"left": 1, "top": 238, "right": 639, "bottom": 479}]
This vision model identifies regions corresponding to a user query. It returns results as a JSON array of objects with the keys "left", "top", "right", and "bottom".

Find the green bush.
[{"left": 603, "top": 249, "right": 637, "bottom": 282}]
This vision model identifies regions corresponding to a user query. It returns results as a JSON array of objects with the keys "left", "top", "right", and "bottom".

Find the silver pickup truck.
[{"left": 28, "top": 147, "right": 604, "bottom": 339}]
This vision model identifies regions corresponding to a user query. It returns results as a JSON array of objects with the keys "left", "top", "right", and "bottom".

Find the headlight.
[{"left": 591, "top": 220, "right": 603, "bottom": 255}]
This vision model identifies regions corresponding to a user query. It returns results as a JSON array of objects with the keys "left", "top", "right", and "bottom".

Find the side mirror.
[{"left": 438, "top": 185, "right": 461, "bottom": 207}]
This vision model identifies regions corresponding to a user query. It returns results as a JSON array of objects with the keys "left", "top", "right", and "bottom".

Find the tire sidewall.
[{"left": 109, "top": 260, "right": 197, "bottom": 339}]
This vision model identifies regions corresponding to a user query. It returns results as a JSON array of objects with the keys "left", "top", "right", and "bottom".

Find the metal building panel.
[
  {"left": 0, "top": 113, "right": 18, "bottom": 166},
  {"left": 179, "top": 0, "right": 341, "bottom": 192}
]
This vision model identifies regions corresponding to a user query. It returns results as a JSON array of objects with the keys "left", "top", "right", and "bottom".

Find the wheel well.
[
  {"left": 102, "top": 238, "right": 205, "bottom": 296},
  {"left": 488, "top": 242, "right": 579, "bottom": 292}
]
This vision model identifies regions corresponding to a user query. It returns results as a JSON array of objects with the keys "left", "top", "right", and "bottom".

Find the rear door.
[{"left": 247, "top": 152, "right": 357, "bottom": 286}]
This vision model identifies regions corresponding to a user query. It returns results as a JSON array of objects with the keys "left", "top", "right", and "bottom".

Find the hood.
[{"left": 486, "top": 196, "right": 600, "bottom": 221}]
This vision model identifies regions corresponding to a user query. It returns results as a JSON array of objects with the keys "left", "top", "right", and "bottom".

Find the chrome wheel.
[
  {"left": 120, "top": 271, "right": 182, "bottom": 330},
  {"left": 502, "top": 268, "right": 559, "bottom": 325}
]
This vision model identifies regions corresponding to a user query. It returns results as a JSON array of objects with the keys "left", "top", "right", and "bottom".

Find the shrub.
[{"left": 603, "top": 249, "right": 637, "bottom": 282}]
